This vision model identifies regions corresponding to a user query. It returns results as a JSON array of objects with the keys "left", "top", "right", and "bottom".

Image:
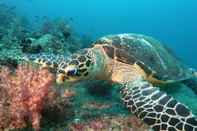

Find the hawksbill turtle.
[{"left": 22, "top": 33, "right": 197, "bottom": 131}]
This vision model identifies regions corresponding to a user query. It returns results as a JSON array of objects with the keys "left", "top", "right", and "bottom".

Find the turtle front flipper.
[{"left": 121, "top": 78, "right": 197, "bottom": 131}]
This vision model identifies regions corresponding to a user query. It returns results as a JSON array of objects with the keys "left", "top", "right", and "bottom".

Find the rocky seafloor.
[{"left": 0, "top": 3, "right": 197, "bottom": 131}]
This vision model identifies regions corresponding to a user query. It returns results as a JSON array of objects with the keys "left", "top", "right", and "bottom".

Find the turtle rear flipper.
[
  {"left": 182, "top": 78, "right": 197, "bottom": 95},
  {"left": 121, "top": 78, "right": 197, "bottom": 131}
]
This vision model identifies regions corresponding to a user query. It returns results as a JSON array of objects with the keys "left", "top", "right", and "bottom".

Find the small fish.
[
  {"left": 9, "top": 6, "right": 16, "bottom": 10},
  {"left": 69, "top": 17, "right": 74, "bottom": 22},
  {"left": 43, "top": 16, "right": 48, "bottom": 19},
  {"left": 34, "top": 15, "right": 39, "bottom": 19}
]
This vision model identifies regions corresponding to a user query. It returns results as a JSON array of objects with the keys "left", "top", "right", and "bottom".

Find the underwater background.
[
  {"left": 0, "top": 0, "right": 197, "bottom": 131},
  {"left": 2, "top": 0, "right": 197, "bottom": 68}
]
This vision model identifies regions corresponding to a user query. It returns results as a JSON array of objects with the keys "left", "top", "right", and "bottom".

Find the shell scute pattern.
[
  {"left": 102, "top": 45, "right": 115, "bottom": 58},
  {"left": 96, "top": 36, "right": 157, "bottom": 80},
  {"left": 97, "top": 34, "right": 193, "bottom": 82}
]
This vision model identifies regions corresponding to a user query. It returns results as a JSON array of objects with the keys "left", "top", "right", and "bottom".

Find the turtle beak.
[
  {"left": 56, "top": 73, "right": 76, "bottom": 85},
  {"left": 56, "top": 73, "right": 66, "bottom": 84}
]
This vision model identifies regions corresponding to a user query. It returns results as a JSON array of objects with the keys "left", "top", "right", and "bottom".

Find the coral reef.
[
  {"left": 0, "top": 64, "right": 54, "bottom": 131},
  {"left": 33, "top": 18, "right": 89, "bottom": 54},
  {"left": 0, "top": 4, "right": 92, "bottom": 67},
  {"left": 0, "top": 3, "right": 29, "bottom": 45},
  {"left": 1, "top": 3, "right": 197, "bottom": 131}
]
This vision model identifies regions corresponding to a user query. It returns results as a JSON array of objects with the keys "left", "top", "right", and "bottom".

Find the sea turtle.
[{"left": 23, "top": 33, "right": 197, "bottom": 131}]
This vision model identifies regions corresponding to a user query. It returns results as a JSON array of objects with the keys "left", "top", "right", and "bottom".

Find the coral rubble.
[{"left": 69, "top": 115, "right": 150, "bottom": 131}]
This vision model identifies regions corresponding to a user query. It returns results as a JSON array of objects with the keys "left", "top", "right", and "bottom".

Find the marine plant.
[{"left": 0, "top": 64, "right": 54, "bottom": 131}]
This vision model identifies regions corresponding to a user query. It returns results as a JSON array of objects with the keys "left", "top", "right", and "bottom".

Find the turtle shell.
[{"left": 94, "top": 33, "right": 193, "bottom": 82}]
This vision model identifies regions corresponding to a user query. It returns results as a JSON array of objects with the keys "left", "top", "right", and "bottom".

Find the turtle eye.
[{"left": 67, "top": 68, "right": 77, "bottom": 76}]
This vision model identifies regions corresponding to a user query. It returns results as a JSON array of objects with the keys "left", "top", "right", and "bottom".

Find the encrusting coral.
[{"left": 0, "top": 64, "right": 54, "bottom": 131}]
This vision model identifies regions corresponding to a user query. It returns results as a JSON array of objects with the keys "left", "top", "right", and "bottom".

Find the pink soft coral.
[{"left": 0, "top": 64, "right": 54, "bottom": 131}]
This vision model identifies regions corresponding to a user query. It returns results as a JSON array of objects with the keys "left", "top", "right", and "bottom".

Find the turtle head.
[{"left": 56, "top": 49, "right": 96, "bottom": 84}]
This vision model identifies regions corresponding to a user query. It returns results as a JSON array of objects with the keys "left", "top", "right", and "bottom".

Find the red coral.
[{"left": 0, "top": 64, "right": 54, "bottom": 131}]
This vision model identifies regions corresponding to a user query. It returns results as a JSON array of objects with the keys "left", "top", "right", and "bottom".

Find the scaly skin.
[{"left": 121, "top": 78, "right": 197, "bottom": 131}]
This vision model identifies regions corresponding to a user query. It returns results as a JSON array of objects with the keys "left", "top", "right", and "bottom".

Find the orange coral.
[{"left": 0, "top": 64, "right": 54, "bottom": 131}]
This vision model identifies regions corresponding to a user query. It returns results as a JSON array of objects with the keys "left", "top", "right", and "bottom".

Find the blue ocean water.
[{"left": 2, "top": 0, "right": 197, "bottom": 68}]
